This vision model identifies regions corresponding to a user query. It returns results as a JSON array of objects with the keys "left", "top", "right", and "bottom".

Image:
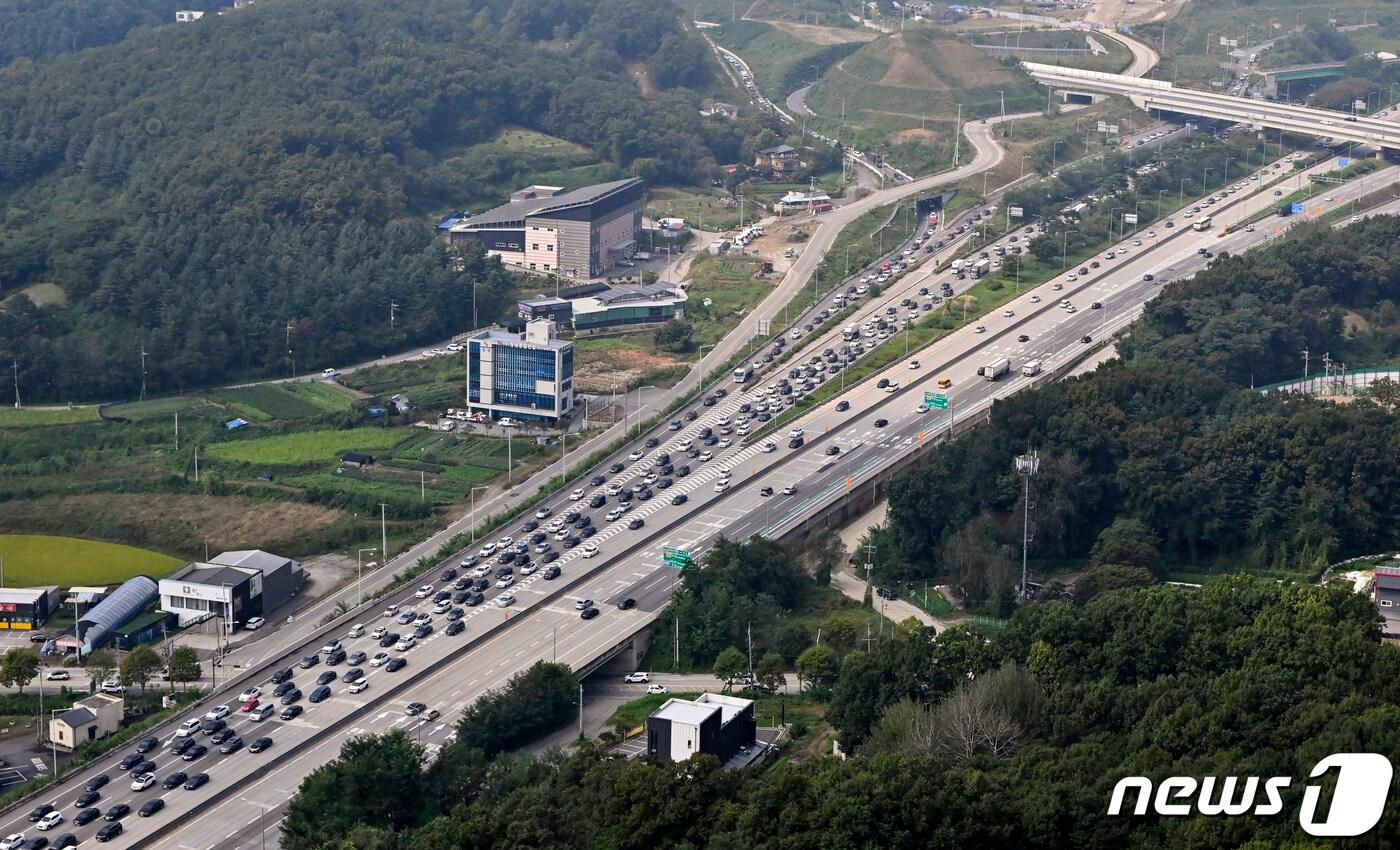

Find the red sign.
[{"left": 0, "top": 603, "right": 19, "bottom": 614}]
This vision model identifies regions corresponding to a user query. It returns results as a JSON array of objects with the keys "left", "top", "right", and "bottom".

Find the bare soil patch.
[
  {"left": 574, "top": 348, "right": 678, "bottom": 393},
  {"left": 766, "top": 20, "right": 877, "bottom": 45},
  {"left": 892, "top": 128, "right": 943, "bottom": 145},
  {"left": 879, "top": 38, "right": 946, "bottom": 89}
]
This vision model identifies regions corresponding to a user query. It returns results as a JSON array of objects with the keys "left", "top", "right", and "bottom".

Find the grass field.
[
  {"left": 685, "top": 254, "right": 775, "bottom": 347},
  {"left": 646, "top": 187, "right": 744, "bottom": 232},
  {"left": 0, "top": 535, "right": 181, "bottom": 584},
  {"left": 966, "top": 28, "right": 1132, "bottom": 74},
  {"left": 0, "top": 407, "right": 102, "bottom": 429},
  {"left": 607, "top": 691, "right": 703, "bottom": 732},
  {"left": 206, "top": 428, "right": 411, "bottom": 465},
  {"left": 210, "top": 382, "right": 355, "bottom": 422}
]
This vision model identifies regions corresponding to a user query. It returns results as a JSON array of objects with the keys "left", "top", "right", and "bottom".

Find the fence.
[{"left": 1257, "top": 366, "right": 1400, "bottom": 397}]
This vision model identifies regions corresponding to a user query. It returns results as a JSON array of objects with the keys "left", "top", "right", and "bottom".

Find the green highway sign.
[
  {"left": 929, "top": 394, "right": 949, "bottom": 410},
  {"left": 663, "top": 547, "right": 694, "bottom": 569}
]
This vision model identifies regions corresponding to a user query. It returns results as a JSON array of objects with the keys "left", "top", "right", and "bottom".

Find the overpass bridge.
[{"left": 1023, "top": 61, "right": 1400, "bottom": 153}]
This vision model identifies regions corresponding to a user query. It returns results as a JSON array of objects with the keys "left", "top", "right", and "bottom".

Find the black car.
[
  {"left": 645, "top": 437, "right": 659, "bottom": 448},
  {"left": 29, "top": 804, "right": 54, "bottom": 822},
  {"left": 219, "top": 737, "right": 244, "bottom": 754},
  {"left": 1090, "top": 301, "right": 1102, "bottom": 310},
  {"left": 210, "top": 727, "right": 235, "bottom": 745},
  {"left": 618, "top": 597, "right": 637, "bottom": 610},
  {"left": 342, "top": 667, "right": 365, "bottom": 683},
  {"left": 386, "top": 658, "right": 408, "bottom": 672},
  {"left": 182, "top": 745, "right": 208, "bottom": 761},
  {"left": 543, "top": 565, "right": 562, "bottom": 580},
  {"left": 446, "top": 607, "right": 465, "bottom": 621},
  {"left": 52, "top": 835, "right": 79, "bottom": 850},
  {"left": 453, "top": 578, "right": 471, "bottom": 592},
  {"left": 580, "top": 607, "right": 600, "bottom": 620},
  {"left": 874, "top": 419, "right": 888, "bottom": 428},
  {"left": 135, "top": 736, "right": 159, "bottom": 754},
  {"left": 249, "top": 737, "right": 274, "bottom": 753},
  {"left": 453, "top": 590, "right": 469, "bottom": 604},
  {"left": 703, "top": 396, "right": 717, "bottom": 406},
  {"left": 836, "top": 400, "right": 850, "bottom": 412},
  {"left": 74, "top": 809, "right": 101, "bottom": 827},
  {"left": 472, "top": 577, "right": 490, "bottom": 591},
  {"left": 169, "top": 736, "right": 195, "bottom": 755},
  {"left": 309, "top": 686, "right": 332, "bottom": 703},
  {"left": 825, "top": 445, "right": 841, "bottom": 456},
  {"left": 876, "top": 586, "right": 898, "bottom": 600},
  {"left": 1082, "top": 334, "right": 1093, "bottom": 343},
  {"left": 138, "top": 799, "right": 164, "bottom": 817},
  {"left": 316, "top": 670, "right": 337, "bottom": 686},
  {"left": 513, "top": 552, "right": 529, "bottom": 566},
  {"left": 271, "top": 667, "right": 294, "bottom": 685},
  {"left": 464, "top": 591, "right": 484, "bottom": 606},
  {"left": 1090, "top": 260, "right": 1100, "bottom": 268},
  {"left": 161, "top": 772, "right": 187, "bottom": 790},
  {"left": 542, "top": 550, "right": 559, "bottom": 564},
  {"left": 590, "top": 475, "right": 606, "bottom": 486},
  {"left": 379, "top": 632, "right": 400, "bottom": 648},
  {"left": 589, "top": 495, "right": 606, "bottom": 508},
  {"left": 414, "top": 624, "right": 433, "bottom": 639},
  {"left": 273, "top": 680, "right": 296, "bottom": 697},
  {"left": 434, "top": 589, "right": 451, "bottom": 602},
  {"left": 627, "top": 518, "right": 644, "bottom": 530},
  {"left": 609, "top": 463, "right": 624, "bottom": 474},
  {"left": 760, "top": 486, "right": 773, "bottom": 497},
  {"left": 281, "top": 705, "right": 304, "bottom": 720},
  {"left": 446, "top": 620, "right": 466, "bottom": 636},
  {"left": 104, "top": 803, "right": 130, "bottom": 821},
  {"left": 656, "top": 477, "right": 673, "bottom": 490},
  {"left": 118, "top": 753, "right": 143, "bottom": 771},
  {"left": 1018, "top": 334, "right": 1030, "bottom": 343},
  {"left": 439, "top": 567, "right": 458, "bottom": 582},
  {"left": 95, "top": 823, "right": 123, "bottom": 843},
  {"left": 788, "top": 437, "right": 804, "bottom": 449},
  {"left": 685, "top": 410, "right": 699, "bottom": 421},
  {"left": 281, "top": 689, "right": 303, "bottom": 705},
  {"left": 75, "top": 791, "right": 101, "bottom": 808},
  {"left": 521, "top": 519, "right": 540, "bottom": 532},
  {"left": 671, "top": 493, "right": 688, "bottom": 506},
  {"left": 199, "top": 717, "right": 226, "bottom": 735},
  {"left": 183, "top": 773, "right": 210, "bottom": 790},
  {"left": 495, "top": 565, "right": 513, "bottom": 578},
  {"left": 298, "top": 654, "right": 319, "bottom": 669}
]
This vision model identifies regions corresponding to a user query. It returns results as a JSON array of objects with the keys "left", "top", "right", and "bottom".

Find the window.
[{"left": 1384, "top": 600, "right": 1393, "bottom": 608}]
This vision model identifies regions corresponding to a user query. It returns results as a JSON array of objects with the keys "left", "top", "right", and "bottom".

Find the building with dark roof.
[
  {"left": 78, "top": 576, "right": 158, "bottom": 653},
  {"left": 1373, "top": 564, "right": 1400, "bottom": 637},
  {"left": 756, "top": 145, "right": 800, "bottom": 178},
  {"left": 571, "top": 283, "right": 688, "bottom": 333},
  {"left": 0, "top": 587, "right": 61, "bottom": 630},
  {"left": 446, "top": 179, "right": 644, "bottom": 279},
  {"left": 159, "top": 549, "right": 305, "bottom": 633},
  {"left": 647, "top": 693, "right": 756, "bottom": 766},
  {"left": 49, "top": 694, "right": 123, "bottom": 751}
]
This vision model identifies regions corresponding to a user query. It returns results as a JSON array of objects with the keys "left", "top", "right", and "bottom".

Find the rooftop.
[
  {"left": 457, "top": 178, "right": 642, "bottom": 230},
  {"left": 469, "top": 325, "right": 572, "bottom": 351},
  {"left": 211, "top": 549, "right": 293, "bottom": 573},
  {"left": 0, "top": 587, "right": 57, "bottom": 605},
  {"left": 55, "top": 707, "right": 95, "bottom": 728},
  {"left": 694, "top": 692, "right": 754, "bottom": 724},
  {"left": 167, "top": 563, "right": 252, "bottom": 588},
  {"left": 652, "top": 699, "right": 719, "bottom": 726},
  {"left": 584, "top": 283, "right": 687, "bottom": 307}
]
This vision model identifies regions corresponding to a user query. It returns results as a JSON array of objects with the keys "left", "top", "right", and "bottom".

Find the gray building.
[
  {"left": 647, "top": 693, "right": 756, "bottom": 765},
  {"left": 1374, "top": 564, "right": 1400, "bottom": 637},
  {"left": 79, "top": 576, "right": 158, "bottom": 653},
  {"left": 159, "top": 549, "right": 304, "bottom": 633},
  {"left": 446, "top": 179, "right": 644, "bottom": 279}
]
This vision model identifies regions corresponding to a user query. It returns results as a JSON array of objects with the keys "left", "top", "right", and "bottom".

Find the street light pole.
[
  {"left": 356, "top": 548, "right": 377, "bottom": 608},
  {"left": 1060, "top": 229, "right": 1078, "bottom": 268},
  {"left": 697, "top": 344, "right": 714, "bottom": 396},
  {"left": 469, "top": 486, "right": 489, "bottom": 543}
]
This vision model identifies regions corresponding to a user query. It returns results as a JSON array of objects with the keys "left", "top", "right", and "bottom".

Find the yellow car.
[{"left": 937, "top": 376, "right": 952, "bottom": 389}]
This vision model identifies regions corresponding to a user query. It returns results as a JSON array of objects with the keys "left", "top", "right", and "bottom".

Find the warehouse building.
[
  {"left": 159, "top": 549, "right": 304, "bottom": 634},
  {"left": 647, "top": 693, "right": 756, "bottom": 765},
  {"left": 0, "top": 587, "right": 62, "bottom": 630},
  {"left": 467, "top": 319, "right": 574, "bottom": 424},
  {"left": 78, "top": 576, "right": 158, "bottom": 653},
  {"left": 50, "top": 693, "right": 123, "bottom": 751},
  {"left": 446, "top": 179, "right": 644, "bottom": 279},
  {"left": 572, "top": 283, "right": 688, "bottom": 333}
]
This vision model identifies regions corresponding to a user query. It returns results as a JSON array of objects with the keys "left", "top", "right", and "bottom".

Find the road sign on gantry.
[
  {"left": 663, "top": 547, "right": 694, "bottom": 569},
  {"left": 929, "top": 394, "right": 949, "bottom": 410}
]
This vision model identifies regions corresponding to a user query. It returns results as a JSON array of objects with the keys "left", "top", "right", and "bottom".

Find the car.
[
  {"left": 628, "top": 518, "right": 645, "bottom": 530},
  {"left": 836, "top": 400, "right": 850, "bottom": 412},
  {"left": 95, "top": 824, "right": 123, "bottom": 843},
  {"left": 1017, "top": 334, "right": 1030, "bottom": 343},
  {"left": 73, "top": 810, "right": 100, "bottom": 828},
  {"left": 825, "top": 445, "right": 841, "bottom": 456},
  {"left": 315, "top": 670, "right": 337, "bottom": 687},
  {"left": 495, "top": 574, "right": 514, "bottom": 589},
  {"left": 1091, "top": 301, "right": 1102, "bottom": 310},
  {"left": 623, "top": 671, "right": 650, "bottom": 683},
  {"left": 249, "top": 737, "right": 274, "bottom": 753},
  {"left": 782, "top": 483, "right": 797, "bottom": 495},
  {"left": 1082, "top": 334, "right": 1093, "bottom": 343},
  {"left": 386, "top": 657, "right": 408, "bottom": 672},
  {"left": 414, "top": 623, "right": 433, "bottom": 639},
  {"left": 138, "top": 799, "right": 164, "bottom": 818},
  {"left": 204, "top": 704, "right": 232, "bottom": 722},
  {"left": 281, "top": 704, "right": 304, "bottom": 720},
  {"left": 35, "top": 814, "right": 61, "bottom": 833},
  {"left": 44, "top": 670, "right": 69, "bottom": 681},
  {"left": 413, "top": 585, "right": 433, "bottom": 600},
  {"left": 646, "top": 684, "right": 668, "bottom": 695},
  {"left": 183, "top": 773, "right": 210, "bottom": 790},
  {"left": 973, "top": 325, "right": 986, "bottom": 334},
  {"left": 580, "top": 607, "right": 600, "bottom": 620},
  {"left": 135, "top": 735, "right": 159, "bottom": 753},
  {"left": 160, "top": 771, "right": 188, "bottom": 790},
  {"left": 118, "top": 754, "right": 142, "bottom": 771},
  {"left": 219, "top": 736, "right": 244, "bottom": 754},
  {"left": 181, "top": 744, "right": 208, "bottom": 761},
  {"left": 404, "top": 701, "right": 427, "bottom": 716},
  {"left": 103, "top": 805, "right": 129, "bottom": 822},
  {"left": 298, "top": 654, "right": 319, "bottom": 669},
  {"left": 129, "top": 773, "right": 155, "bottom": 792}
]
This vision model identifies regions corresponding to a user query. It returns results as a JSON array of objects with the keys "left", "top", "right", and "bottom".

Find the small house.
[{"left": 341, "top": 452, "right": 375, "bottom": 468}]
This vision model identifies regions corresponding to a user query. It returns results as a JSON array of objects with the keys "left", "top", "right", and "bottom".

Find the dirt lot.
[
  {"left": 767, "top": 20, "right": 877, "bottom": 45},
  {"left": 0, "top": 493, "right": 348, "bottom": 560},
  {"left": 573, "top": 346, "right": 681, "bottom": 393},
  {"left": 879, "top": 38, "right": 947, "bottom": 90}
]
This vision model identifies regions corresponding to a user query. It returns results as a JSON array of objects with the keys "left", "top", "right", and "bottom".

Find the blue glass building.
[{"left": 466, "top": 320, "right": 574, "bottom": 424}]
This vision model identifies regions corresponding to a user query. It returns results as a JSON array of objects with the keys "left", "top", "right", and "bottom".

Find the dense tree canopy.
[
  {"left": 0, "top": 0, "right": 761, "bottom": 400},
  {"left": 0, "top": 0, "right": 223, "bottom": 64}
]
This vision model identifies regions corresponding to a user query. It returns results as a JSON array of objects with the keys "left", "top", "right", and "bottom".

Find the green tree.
[
  {"left": 795, "top": 644, "right": 838, "bottom": 694},
  {"left": 754, "top": 652, "right": 786, "bottom": 694},
  {"left": 84, "top": 649, "right": 117, "bottom": 693},
  {"left": 167, "top": 645, "right": 201, "bottom": 690},
  {"left": 118, "top": 644, "right": 162, "bottom": 694},
  {"left": 712, "top": 647, "right": 747, "bottom": 691},
  {"left": 0, "top": 648, "right": 40, "bottom": 694},
  {"left": 282, "top": 731, "right": 430, "bottom": 850},
  {"left": 654, "top": 320, "right": 695, "bottom": 353},
  {"left": 441, "top": 662, "right": 576, "bottom": 761},
  {"left": 819, "top": 615, "right": 859, "bottom": 656}
]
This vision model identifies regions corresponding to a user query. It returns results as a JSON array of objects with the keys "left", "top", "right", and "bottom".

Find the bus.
[
  {"left": 1192, "top": 216, "right": 1212, "bottom": 232},
  {"left": 733, "top": 364, "right": 753, "bottom": 384}
]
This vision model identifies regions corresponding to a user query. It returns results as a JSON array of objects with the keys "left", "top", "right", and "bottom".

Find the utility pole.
[
  {"left": 747, "top": 621, "right": 753, "bottom": 676},
  {"left": 1016, "top": 450, "right": 1040, "bottom": 601},
  {"left": 578, "top": 683, "right": 585, "bottom": 738},
  {"left": 174, "top": 412, "right": 179, "bottom": 451},
  {"left": 673, "top": 617, "right": 680, "bottom": 667},
  {"left": 379, "top": 503, "right": 389, "bottom": 564},
  {"left": 10, "top": 360, "right": 18, "bottom": 409},
  {"left": 285, "top": 320, "right": 295, "bottom": 379},
  {"left": 952, "top": 104, "right": 963, "bottom": 167},
  {"left": 139, "top": 344, "right": 148, "bottom": 401},
  {"left": 389, "top": 299, "right": 399, "bottom": 328},
  {"left": 1302, "top": 348, "right": 1310, "bottom": 381},
  {"left": 862, "top": 541, "right": 876, "bottom": 597}
]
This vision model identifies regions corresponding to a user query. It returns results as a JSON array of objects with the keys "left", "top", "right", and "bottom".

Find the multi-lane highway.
[{"left": 9, "top": 141, "right": 1388, "bottom": 850}]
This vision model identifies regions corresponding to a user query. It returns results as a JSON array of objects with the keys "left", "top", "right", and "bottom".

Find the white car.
[
  {"left": 974, "top": 325, "right": 986, "bottom": 334},
  {"left": 36, "top": 812, "right": 62, "bottom": 831},
  {"left": 320, "top": 640, "right": 341, "bottom": 655},
  {"left": 472, "top": 564, "right": 492, "bottom": 578},
  {"left": 646, "top": 684, "right": 669, "bottom": 695},
  {"left": 131, "top": 772, "right": 156, "bottom": 791},
  {"left": 699, "top": 451, "right": 713, "bottom": 462},
  {"left": 321, "top": 368, "right": 337, "bottom": 379},
  {"left": 245, "top": 617, "right": 266, "bottom": 630},
  {"left": 347, "top": 624, "right": 365, "bottom": 638},
  {"left": 884, "top": 384, "right": 898, "bottom": 394},
  {"left": 628, "top": 450, "right": 644, "bottom": 461},
  {"left": 718, "top": 438, "right": 732, "bottom": 448},
  {"left": 496, "top": 575, "right": 515, "bottom": 589},
  {"left": 496, "top": 592, "right": 516, "bottom": 608},
  {"left": 623, "top": 672, "right": 649, "bottom": 683},
  {"left": 606, "top": 507, "right": 625, "bottom": 521},
  {"left": 1030, "top": 295, "right": 1040, "bottom": 303},
  {"left": 571, "top": 488, "right": 585, "bottom": 501},
  {"left": 414, "top": 585, "right": 433, "bottom": 599},
  {"left": 371, "top": 625, "right": 388, "bottom": 640},
  {"left": 715, "top": 481, "right": 730, "bottom": 493},
  {"left": 908, "top": 360, "right": 920, "bottom": 370},
  {"left": 761, "top": 441, "right": 777, "bottom": 453},
  {"left": 1, "top": 835, "right": 23, "bottom": 850},
  {"left": 382, "top": 604, "right": 399, "bottom": 618},
  {"left": 605, "top": 483, "right": 624, "bottom": 496},
  {"left": 582, "top": 543, "right": 600, "bottom": 558},
  {"left": 370, "top": 652, "right": 391, "bottom": 667},
  {"left": 1002, "top": 309, "right": 1014, "bottom": 318},
  {"left": 478, "top": 543, "right": 496, "bottom": 557},
  {"left": 497, "top": 536, "right": 513, "bottom": 547},
  {"left": 348, "top": 679, "right": 370, "bottom": 694},
  {"left": 204, "top": 704, "right": 231, "bottom": 722},
  {"left": 521, "top": 561, "right": 539, "bottom": 575},
  {"left": 395, "top": 636, "right": 416, "bottom": 652},
  {"left": 782, "top": 484, "right": 797, "bottom": 495},
  {"left": 788, "top": 427, "right": 803, "bottom": 438},
  {"left": 45, "top": 670, "right": 69, "bottom": 680},
  {"left": 176, "top": 718, "right": 201, "bottom": 738},
  {"left": 238, "top": 687, "right": 262, "bottom": 703}
]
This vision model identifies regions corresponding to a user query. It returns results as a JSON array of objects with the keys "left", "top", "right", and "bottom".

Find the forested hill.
[
  {"left": 0, "top": 0, "right": 223, "bottom": 64},
  {"left": 0, "top": 0, "right": 748, "bottom": 400}
]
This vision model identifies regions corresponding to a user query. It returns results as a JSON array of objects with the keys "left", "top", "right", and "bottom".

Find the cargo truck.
[
  {"left": 980, "top": 357, "right": 1010, "bottom": 381},
  {"left": 972, "top": 258, "right": 990, "bottom": 279},
  {"left": 1021, "top": 360, "right": 1042, "bottom": 377}
]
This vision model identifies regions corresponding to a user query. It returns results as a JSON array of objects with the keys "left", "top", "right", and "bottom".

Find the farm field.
[
  {"left": 0, "top": 407, "right": 102, "bottom": 429},
  {"left": 0, "top": 535, "right": 182, "bottom": 585},
  {"left": 205, "top": 428, "right": 412, "bottom": 465},
  {"left": 210, "top": 382, "right": 356, "bottom": 422}
]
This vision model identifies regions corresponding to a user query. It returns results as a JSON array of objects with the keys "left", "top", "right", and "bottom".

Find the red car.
[{"left": 240, "top": 697, "right": 260, "bottom": 712}]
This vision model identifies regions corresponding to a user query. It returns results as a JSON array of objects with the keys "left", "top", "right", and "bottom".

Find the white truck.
[
  {"left": 1021, "top": 360, "right": 1042, "bottom": 377},
  {"left": 979, "top": 357, "right": 1010, "bottom": 381},
  {"left": 972, "top": 258, "right": 991, "bottom": 279}
]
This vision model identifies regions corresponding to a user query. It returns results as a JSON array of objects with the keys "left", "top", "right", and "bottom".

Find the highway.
[
  {"left": 7, "top": 144, "right": 1384, "bottom": 850},
  {"left": 1025, "top": 61, "right": 1400, "bottom": 150}
]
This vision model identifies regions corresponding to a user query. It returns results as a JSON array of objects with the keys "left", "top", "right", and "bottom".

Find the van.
[
  {"left": 937, "top": 376, "right": 952, "bottom": 389},
  {"left": 250, "top": 703, "right": 275, "bottom": 721}
]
